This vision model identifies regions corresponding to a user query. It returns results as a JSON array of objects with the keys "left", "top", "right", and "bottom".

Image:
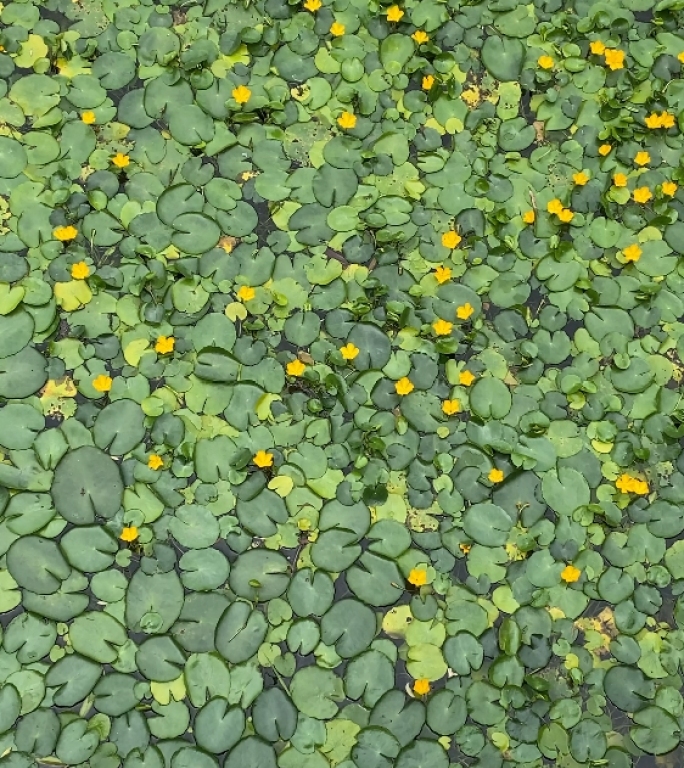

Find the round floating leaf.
[
  {"left": 223, "top": 738, "right": 276, "bottom": 768},
  {"left": 351, "top": 727, "right": 400, "bottom": 768},
  {"left": 69, "top": 612, "right": 127, "bottom": 663},
  {"left": 630, "top": 707, "right": 681, "bottom": 755},
  {"left": 229, "top": 550, "right": 290, "bottom": 601},
  {"left": 93, "top": 400, "right": 145, "bottom": 455},
  {"left": 0, "top": 684, "right": 21, "bottom": 734},
  {"left": 395, "top": 740, "right": 449, "bottom": 768},
  {"left": 480, "top": 36, "right": 524, "bottom": 81},
  {"left": 463, "top": 503, "right": 515, "bottom": 546},
  {"left": 51, "top": 447, "right": 123, "bottom": 525},
  {"left": 0, "top": 347, "right": 47, "bottom": 398},
  {"left": 6, "top": 536, "right": 70, "bottom": 595},
  {"left": 194, "top": 698, "right": 245, "bottom": 754},
  {"left": 0, "top": 404, "right": 44, "bottom": 449},
  {"left": 60, "top": 526, "right": 117, "bottom": 573},
  {"left": 126, "top": 570, "right": 185, "bottom": 635},
  {"left": 290, "top": 666, "right": 344, "bottom": 720},
  {"left": 468, "top": 378, "right": 512, "bottom": 419},
  {"left": 321, "top": 599, "right": 377, "bottom": 658},
  {"left": 215, "top": 601, "right": 268, "bottom": 664}
]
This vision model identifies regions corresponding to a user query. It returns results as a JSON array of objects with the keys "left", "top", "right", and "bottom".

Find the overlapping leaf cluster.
[{"left": 2, "top": 0, "right": 684, "bottom": 766}]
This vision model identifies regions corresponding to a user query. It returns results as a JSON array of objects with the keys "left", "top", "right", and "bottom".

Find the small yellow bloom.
[
  {"left": 572, "top": 171, "right": 589, "bottom": 186},
  {"left": 330, "top": 21, "right": 345, "bottom": 36},
  {"left": 413, "top": 678, "right": 430, "bottom": 696},
  {"left": 561, "top": 564, "right": 581, "bottom": 583},
  {"left": 340, "top": 343, "right": 359, "bottom": 360},
  {"left": 395, "top": 377, "right": 414, "bottom": 396},
  {"left": 598, "top": 144, "right": 612, "bottom": 156},
  {"left": 237, "top": 285, "right": 255, "bottom": 301},
  {"left": 442, "top": 399, "right": 460, "bottom": 416},
  {"left": 612, "top": 173, "right": 627, "bottom": 188},
  {"left": 633, "top": 186, "right": 652, "bottom": 204},
  {"left": 71, "top": 261, "right": 90, "bottom": 280},
  {"left": 459, "top": 370, "right": 475, "bottom": 387},
  {"left": 253, "top": 450, "right": 274, "bottom": 468},
  {"left": 679, "top": 52, "right": 684, "bottom": 64},
  {"left": 616, "top": 473, "right": 649, "bottom": 495},
  {"left": 408, "top": 568, "right": 427, "bottom": 586},
  {"left": 93, "top": 374, "right": 113, "bottom": 393},
  {"left": 590, "top": 40, "right": 606, "bottom": 55},
  {"left": 412, "top": 30, "right": 428, "bottom": 44},
  {"left": 422, "top": 74, "right": 435, "bottom": 90},
  {"left": 634, "top": 151, "right": 650, "bottom": 166},
  {"left": 120, "top": 526, "right": 139, "bottom": 542},
  {"left": 488, "top": 468, "right": 504, "bottom": 483},
  {"left": 538, "top": 55, "right": 554, "bottom": 70},
  {"left": 337, "top": 111, "right": 357, "bottom": 130},
  {"left": 622, "top": 244, "right": 642, "bottom": 262},
  {"left": 432, "top": 318, "right": 453, "bottom": 336},
  {"left": 54, "top": 225, "right": 78, "bottom": 241},
  {"left": 232, "top": 85, "right": 251, "bottom": 105},
  {"left": 547, "top": 198, "right": 564, "bottom": 215},
  {"left": 441, "top": 230, "right": 461, "bottom": 249},
  {"left": 433, "top": 265, "right": 451, "bottom": 284},
  {"left": 459, "top": 543, "right": 471, "bottom": 553},
  {"left": 645, "top": 112, "right": 662, "bottom": 129},
  {"left": 386, "top": 4, "right": 404, "bottom": 21},
  {"left": 660, "top": 111, "right": 675, "bottom": 128},
  {"left": 155, "top": 336, "right": 175, "bottom": 354},
  {"left": 662, "top": 181, "right": 678, "bottom": 197},
  {"left": 522, "top": 210, "right": 535, "bottom": 224},
  {"left": 631, "top": 478, "right": 649, "bottom": 495},
  {"left": 456, "top": 303, "right": 474, "bottom": 321},
  {"left": 557, "top": 207, "right": 574, "bottom": 223},
  {"left": 304, "top": 0, "right": 322, "bottom": 10},
  {"left": 287, "top": 359, "right": 306, "bottom": 376},
  {"left": 81, "top": 111, "right": 96, "bottom": 125},
  {"left": 112, "top": 153, "right": 130, "bottom": 169},
  {"left": 604, "top": 48, "right": 625, "bottom": 70},
  {"left": 148, "top": 454, "right": 164, "bottom": 470}
]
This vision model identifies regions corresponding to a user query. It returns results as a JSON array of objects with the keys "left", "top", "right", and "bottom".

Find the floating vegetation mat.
[{"left": 1, "top": 0, "right": 684, "bottom": 767}]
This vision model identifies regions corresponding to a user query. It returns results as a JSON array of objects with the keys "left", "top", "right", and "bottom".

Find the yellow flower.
[
  {"left": 547, "top": 198, "right": 564, "bottom": 215},
  {"left": 598, "top": 144, "right": 612, "bottom": 156},
  {"left": 441, "top": 230, "right": 461, "bottom": 249},
  {"left": 432, "top": 318, "right": 453, "bottom": 336},
  {"left": 634, "top": 151, "right": 650, "bottom": 166},
  {"left": 572, "top": 171, "right": 589, "bottom": 186},
  {"left": 622, "top": 244, "right": 642, "bottom": 262},
  {"left": 679, "top": 52, "right": 684, "bottom": 63},
  {"left": 413, "top": 678, "right": 431, "bottom": 696},
  {"left": 330, "top": 21, "right": 345, "bottom": 36},
  {"left": 395, "top": 377, "right": 414, "bottom": 396},
  {"left": 604, "top": 48, "right": 625, "bottom": 70},
  {"left": 93, "top": 374, "right": 113, "bottom": 393},
  {"left": 459, "top": 370, "right": 475, "bottom": 387},
  {"left": 633, "top": 186, "right": 652, "bottom": 204},
  {"left": 456, "top": 303, "right": 474, "bottom": 320},
  {"left": 155, "top": 336, "right": 175, "bottom": 354},
  {"left": 148, "top": 454, "right": 163, "bottom": 470},
  {"left": 337, "top": 111, "right": 357, "bottom": 130},
  {"left": 412, "top": 30, "right": 428, "bottom": 44},
  {"left": 561, "top": 564, "right": 581, "bottom": 583},
  {"left": 408, "top": 568, "right": 427, "bottom": 586},
  {"left": 253, "top": 450, "right": 274, "bottom": 468},
  {"left": 386, "top": 4, "right": 404, "bottom": 21},
  {"left": 120, "top": 526, "right": 139, "bottom": 542},
  {"left": 237, "top": 285, "right": 255, "bottom": 301},
  {"left": 488, "top": 468, "right": 504, "bottom": 483},
  {"left": 645, "top": 112, "right": 662, "bottom": 129},
  {"left": 71, "top": 261, "right": 90, "bottom": 280},
  {"left": 232, "top": 85, "right": 251, "bottom": 105},
  {"left": 54, "top": 225, "right": 78, "bottom": 241},
  {"left": 522, "top": 210, "right": 535, "bottom": 224},
  {"left": 287, "top": 359, "right": 306, "bottom": 376},
  {"left": 660, "top": 111, "right": 675, "bottom": 128},
  {"left": 616, "top": 473, "right": 649, "bottom": 495},
  {"left": 304, "top": 0, "right": 322, "bottom": 10},
  {"left": 340, "top": 342, "right": 359, "bottom": 360},
  {"left": 612, "top": 173, "right": 627, "bottom": 187},
  {"left": 662, "top": 181, "right": 678, "bottom": 197},
  {"left": 557, "top": 208, "right": 574, "bottom": 223},
  {"left": 422, "top": 74, "right": 435, "bottom": 90},
  {"left": 459, "top": 543, "right": 471, "bottom": 554},
  {"left": 433, "top": 265, "right": 451, "bottom": 284},
  {"left": 112, "top": 152, "right": 130, "bottom": 168},
  {"left": 81, "top": 111, "right": 96, "bottom": 124},
  {"left": 590, "top": 40, "right": 606, "bottom": 55},
  {"left": 442, "top": 399, "right": 460, "bottom": 415},
  {"left": 538, "top": 55, "right": 554, "bottom": 70}
]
